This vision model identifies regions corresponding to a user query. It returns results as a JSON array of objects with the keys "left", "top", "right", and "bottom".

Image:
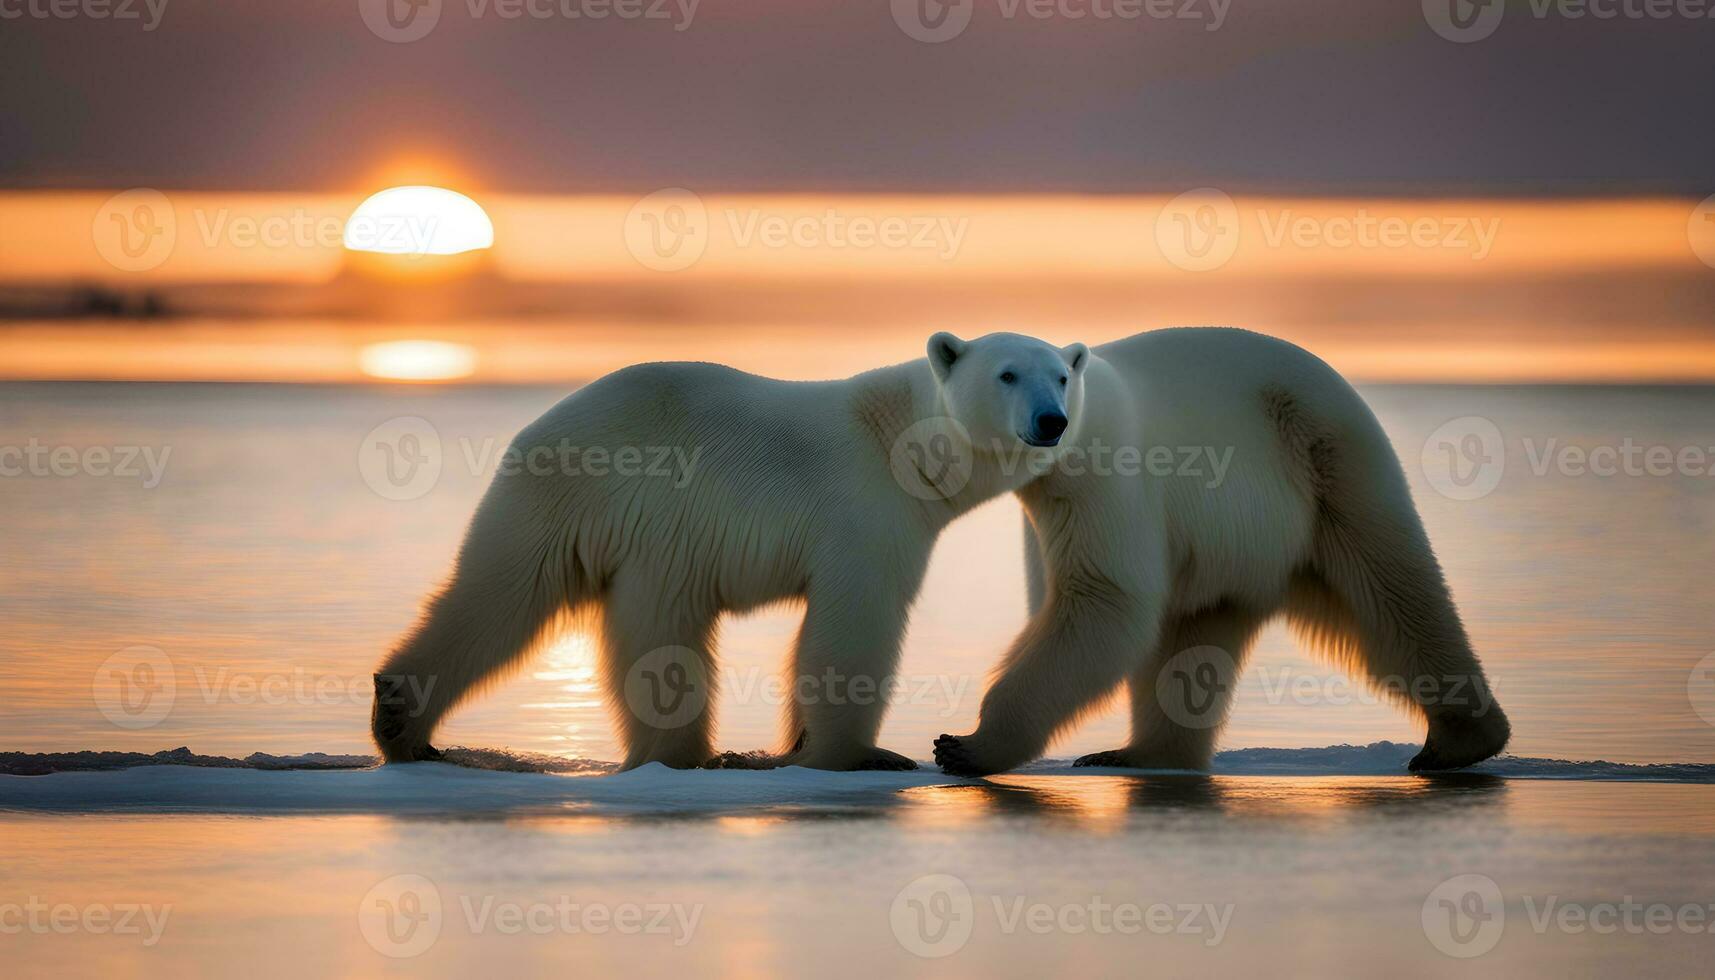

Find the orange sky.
[
  {"left": 2, "top": 191, "right": 1713, "bottom": 383},
  {"left": 4, "top": 191, "right": 1706, "bottom": 283}
]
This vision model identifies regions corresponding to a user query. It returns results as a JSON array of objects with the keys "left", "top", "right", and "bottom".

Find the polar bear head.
[{"left": 927, "top": 331, "right": 1090, "bottom": 449}]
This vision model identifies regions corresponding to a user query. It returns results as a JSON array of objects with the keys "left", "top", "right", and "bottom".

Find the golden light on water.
[
  {"left": 530, "top": 633, "right": 604, "bottom": 752},
  {"left": 534, "top": 633, "right": 599, "bottom": 688},
  {"left": 357, "top": 340, "right": 478, "bottom": 381}
]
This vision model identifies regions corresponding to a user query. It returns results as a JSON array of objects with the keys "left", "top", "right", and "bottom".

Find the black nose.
[{"left": 1033, "top": 412, "right": 1068, "bottom": 442}]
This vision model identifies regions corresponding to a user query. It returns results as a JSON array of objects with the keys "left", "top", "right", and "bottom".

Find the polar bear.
[
  {"left": 372, "top": 327, "right": 1508, "bottom": 775},
  {"left": 372, "top": 330, "right": 1093, "bottom": 769},
  {"left": 931, "top": 327, "right": 1510, "bottom": 776}
]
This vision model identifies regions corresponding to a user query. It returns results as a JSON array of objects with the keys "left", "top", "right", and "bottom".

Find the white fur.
[
  {"left": 937, "top": 328, "right": 1509, "bottom": 775},
  {"left": 374, "top": 328, "right": 1508, "bottom": 774},
  {"left": 373, "top": 332, "right": 1085, "bottom": 770}
]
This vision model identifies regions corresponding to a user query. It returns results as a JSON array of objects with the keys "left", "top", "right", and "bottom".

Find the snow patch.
[{"left": 2, "top": 741, "right": 1710, "bottom": 815}]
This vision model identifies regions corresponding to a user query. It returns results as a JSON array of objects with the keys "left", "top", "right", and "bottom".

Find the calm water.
[
  {"left": 4, "top": 773, "right": 1715, "bottom": 977},
  {"left": 0, "top": 382, "right": 1713, "bottom": 765}
]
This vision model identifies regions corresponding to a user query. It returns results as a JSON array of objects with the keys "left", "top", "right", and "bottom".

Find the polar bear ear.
[
  {"left": 928, "top": 332, "right": 967, "bottom": 381},
  {"left": 1063, "top": 342, "right": 1089, "bottom": 373}
]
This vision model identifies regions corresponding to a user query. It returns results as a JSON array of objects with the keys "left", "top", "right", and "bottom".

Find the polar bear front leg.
[
  {"left": 782, "top": 581, "right": 919, "bottom": 771},
  {"left": 1073, "top": 603, "right": 1268, "bottom": 771},
  {"left": 936, "top": 586, "right": 1161, "bottom": 777},
  {"left": 600, "top": 569, "right": 722, "bottom": 771},
  {"left": 938, "top": 480, "right": 1165, "bottom": 777}
]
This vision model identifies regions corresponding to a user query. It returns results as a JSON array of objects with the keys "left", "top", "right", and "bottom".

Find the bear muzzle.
[{"left": 1023, "top": 411, "right": 1068, "bottom": 447}]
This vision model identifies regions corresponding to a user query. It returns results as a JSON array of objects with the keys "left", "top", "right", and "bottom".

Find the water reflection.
[
  {"left": 6, "top": 779, "right": 1713, "bottom": 978},
  {"left": 525, "top": 634, "right": 604, "bottom": 754},
  {"left": 311, "top": 773, "right": 1510, "bottom": 834},
  {"left": 900, "top": 774, "right": 1509, "bottom": 827}
]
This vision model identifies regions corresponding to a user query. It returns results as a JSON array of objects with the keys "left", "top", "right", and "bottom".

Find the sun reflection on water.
[{"left": 526, "top": 633, "right": 605, "bottom": 752}]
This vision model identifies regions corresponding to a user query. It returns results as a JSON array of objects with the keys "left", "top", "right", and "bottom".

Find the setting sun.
[{"left": 342, "top": 185, "right": 494, "bottom": 256}]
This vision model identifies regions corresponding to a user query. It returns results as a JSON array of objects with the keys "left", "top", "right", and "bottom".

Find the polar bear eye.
[
  {"left": 1058, "top": 376, "right": 1068, "bottom": 386},
  {"left": 999, "top": 371, "right": 1017, "bottom": 384}
]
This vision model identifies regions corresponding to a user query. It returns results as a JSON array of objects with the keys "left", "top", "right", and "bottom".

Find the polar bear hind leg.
[
  {"left": 598, "top": 565, "right": 723, "bottom": 770},
  {"left": 779, "top": 578, "right": 920, "bottom": 771},
  {"left": 1268, "top": 385, "right": 1511, "bottom": 771},
  {"left": 372, "top": 472, "right": 586, "bottom": 763}
]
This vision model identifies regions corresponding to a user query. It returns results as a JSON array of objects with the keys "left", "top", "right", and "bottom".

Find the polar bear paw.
[
  {"left": 1072, "top": 749, "right": 1141, "bottom": 769},
  {"left": 1408, "top": 708, "right": 1511, "bottom": 772},
  {"left": 851, "top": 747, "right": 920, "bottom": 771},
  {"left": 1073, "top": 747, "right": 1208, "bottom": 771},
  {"left": 769, "top": 745, "right": 920, "bottom": 771},
  {"left": 372, "top": 715, "right": 443, "bottom": 764},
  {"left": 933, "top": 733, "right": 1005, "bottom": 777},
  {"left": 376, "top": 739, "right": 444, "bottom": 764},
  {"left": 372, "top": 673, "right": 443, "bottom": 764}
]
